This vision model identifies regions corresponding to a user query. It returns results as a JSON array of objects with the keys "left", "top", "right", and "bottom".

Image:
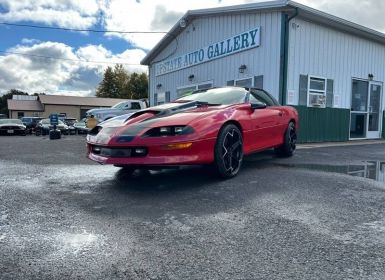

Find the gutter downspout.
[{"left": 279, "top": 7, "right": 298, "bottom": 105}]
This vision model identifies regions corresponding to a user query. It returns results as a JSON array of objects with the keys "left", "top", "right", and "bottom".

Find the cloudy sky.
[{"left": 0, "top": 0, "right": 383, "bottom": 96}]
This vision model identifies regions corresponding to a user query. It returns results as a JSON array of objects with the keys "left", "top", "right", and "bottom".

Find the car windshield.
[
  {"left": 176, "top": 87, "right": 248, "bottom": 105},
  {"left": 112, "top": 102, "right": 127, "bottom": 110},
  {"left": 0, "top": 119, "right": 23, "bottom": 125},
  {"left": 41, "top": 119, "right": 65, "bottom": 125}
]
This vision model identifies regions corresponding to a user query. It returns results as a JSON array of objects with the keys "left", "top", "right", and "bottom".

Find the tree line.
[{"left": 0, "top": 65, "right": 148, "bottom": 117}]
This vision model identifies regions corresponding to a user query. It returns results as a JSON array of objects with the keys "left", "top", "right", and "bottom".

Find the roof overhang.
[{"left": 141, "top": 0, "right": 385, "bottom": 65}]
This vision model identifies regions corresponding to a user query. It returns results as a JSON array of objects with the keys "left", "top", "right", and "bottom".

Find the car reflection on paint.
[{"left": 0, "top": 119, "right": 27, "bottom": 136}]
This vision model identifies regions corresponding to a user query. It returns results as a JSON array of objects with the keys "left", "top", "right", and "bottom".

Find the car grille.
[
  {"left": 91, "top": 146, "right": 147, "bottom": 157},
  {"left": 0, "top": 125, "right": 22, "bottom": 130}
]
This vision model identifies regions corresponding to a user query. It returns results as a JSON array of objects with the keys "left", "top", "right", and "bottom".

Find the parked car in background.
[
  {"left": 85, "top": 99, "right": 147, "bottom": 123},
  {"left": 0, "top": 119, "right": 27, "bottom": 136},
  {"left": 73, "top": 118, "right": 89, "bottom": 134},
  {"left": 62, "top": 118, "right": 77, "bottom": 135},
  {"left": 35, "top": 119, "right": 70, "bottom": 136},
  {"left": 21, "top": 117, "right": 43, "bottom": 134},
  {"left": 0, "top": 114, "right": 7, "bottom": 119},
  {"left": 62, "top": 118, "right": 77, "bottom": 126}
]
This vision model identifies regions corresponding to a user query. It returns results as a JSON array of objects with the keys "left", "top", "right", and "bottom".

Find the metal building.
[{"left": 141, "top": 0, "right": 385, "bottom": 143}]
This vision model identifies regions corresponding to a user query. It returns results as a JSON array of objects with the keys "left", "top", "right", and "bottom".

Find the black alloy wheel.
[
  {"left": 214, "top": 124, "right": 244, "bottom": 178},
  {"left": 275, "top": 121, "right": 297, "bottom": 157}
]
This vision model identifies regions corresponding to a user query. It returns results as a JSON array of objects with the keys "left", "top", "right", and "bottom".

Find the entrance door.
[
  {"left": 350, "top": 80, "right": 382, "bottom": 139},
  {"left": 367, "top": 82, "right": 382, "bottom": 139}
]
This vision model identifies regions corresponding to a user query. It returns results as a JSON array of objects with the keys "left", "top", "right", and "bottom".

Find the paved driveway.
[{"left": 0, "top": 136, "right": 385, "bottom": 279}]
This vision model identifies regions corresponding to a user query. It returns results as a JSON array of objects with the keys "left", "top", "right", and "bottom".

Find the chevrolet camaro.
[{"left": 86, "top": 87, "right": 299, "bottom": 178}]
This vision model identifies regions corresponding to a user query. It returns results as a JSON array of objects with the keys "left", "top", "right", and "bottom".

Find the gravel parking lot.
[{"left": 1, "top": 135, "right": 385, "bottom": 279}]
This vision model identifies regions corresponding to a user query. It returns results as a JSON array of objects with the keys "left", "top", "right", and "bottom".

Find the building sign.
[{"left": 155, "top": 27, "right": 261, "bottom": 76}]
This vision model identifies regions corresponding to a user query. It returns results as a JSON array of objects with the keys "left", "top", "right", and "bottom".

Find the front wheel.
[
  {"left": 275, "top": 121, "right": 297, "bottom": 157},
  {"left": 214, "top": 124, "right": 243, "bottom": 178},
  {"left": 114, "top": 165, "right": 136, "bottom": 176}
]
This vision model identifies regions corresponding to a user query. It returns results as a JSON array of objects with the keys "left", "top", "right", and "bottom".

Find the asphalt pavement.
[{"left": 0, "top": 135, "right": 385, "bottom": 279}]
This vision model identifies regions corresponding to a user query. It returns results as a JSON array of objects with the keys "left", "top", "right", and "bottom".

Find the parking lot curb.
[{"left": 297, "top": 139, "right": 385, "bottom": 149}]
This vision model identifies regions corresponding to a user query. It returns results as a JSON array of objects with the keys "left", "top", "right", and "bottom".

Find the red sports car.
[{"left": 86, "top": 87, "right": 298, "bottom": 178}]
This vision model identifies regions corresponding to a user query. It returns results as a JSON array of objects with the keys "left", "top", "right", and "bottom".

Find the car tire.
[
  {"left": 114, "top": 165, "right": 136, "bottom": 176},
  {"left": 214, "top": 124, "right": 243, "bottom": 179},
  {"left": 275, "top": 121, "right": 297, "bottom": 157}
]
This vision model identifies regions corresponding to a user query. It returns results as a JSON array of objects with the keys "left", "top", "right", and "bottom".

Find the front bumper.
[{"left": 87, "top": 138, "right": 216, "bottom": 166}]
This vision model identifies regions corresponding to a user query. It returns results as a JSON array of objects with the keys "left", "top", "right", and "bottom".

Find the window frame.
[
  {"left": 176, "top": 80, "right": 214, "bottom": 99},
  {"left": 307, "top": 75, "right": 327, "bottom": 108}
]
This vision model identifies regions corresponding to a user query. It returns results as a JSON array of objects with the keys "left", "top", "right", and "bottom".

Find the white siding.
[
  {"left": 287, "top": 17, "right": 385, "bottom": 110},
  {"left": 149, "top": 11, "right": 282, "bottom": 105}
]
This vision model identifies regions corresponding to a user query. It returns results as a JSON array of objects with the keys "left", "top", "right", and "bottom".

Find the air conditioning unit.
[{"left": 310, "top": 94, "right": 326, "bottom": 107}]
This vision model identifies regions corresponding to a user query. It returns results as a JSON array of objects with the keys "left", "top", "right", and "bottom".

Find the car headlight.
[{"left": 142, "top": 126, "right": 194, "bottom": 137}]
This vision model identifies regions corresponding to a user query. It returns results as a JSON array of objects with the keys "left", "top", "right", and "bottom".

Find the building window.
[
  {"left": 177, "top": 81, "right": 213, "bottom": 98},
  {"left": 154, "top": 91, "right": 171, "bottom": 105},
  {"left": 308, "top": 76, "right": 327, "bottom": 108},
  {"left": 227, "top": 76, "right": 263, "bottom": 89},
  {"left": 17, "top": 112, "right": 24, "bottom": 118}
]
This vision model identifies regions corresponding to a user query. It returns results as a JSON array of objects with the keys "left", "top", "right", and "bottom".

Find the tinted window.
[
  {"left": 249, "top": 89, "right": 280, "bottom": 106},
  {"left": 131, "top": 102, "right": 141, "bottom": 109}
]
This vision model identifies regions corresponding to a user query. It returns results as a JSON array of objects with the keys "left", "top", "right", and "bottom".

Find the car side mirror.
[{"left": 251, "top": 103, "right": 267, "bottom": 111}]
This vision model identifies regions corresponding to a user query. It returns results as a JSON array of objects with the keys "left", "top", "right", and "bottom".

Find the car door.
[{"left": 248, "top": 90, "right": 283, "bottom": 150}]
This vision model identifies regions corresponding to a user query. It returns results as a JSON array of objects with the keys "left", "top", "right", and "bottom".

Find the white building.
[{"left": 141, "top": 0, "right": 385, "bottom": 143}]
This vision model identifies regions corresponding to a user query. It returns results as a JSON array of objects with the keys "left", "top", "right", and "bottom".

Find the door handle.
[{"left": 278, "top": 112, "right": 283, "bottom": 117}]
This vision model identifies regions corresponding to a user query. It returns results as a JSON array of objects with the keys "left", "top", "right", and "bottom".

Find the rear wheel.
[
  {"left": 275, "top": 121, "right": 297, "bottom": 157},
  {"left": 214, "top": 124, "right": 243, "bottom": 178}
]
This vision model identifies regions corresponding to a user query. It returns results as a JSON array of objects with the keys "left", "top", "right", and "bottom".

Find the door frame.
[
  {"left": 350, "top": 78, "right": 383, "bottom": 140},
  {"left": 366, "top": 81, "right": 383, "bottom": 139}
]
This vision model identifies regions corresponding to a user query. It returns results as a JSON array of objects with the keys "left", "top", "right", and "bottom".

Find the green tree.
[
  {"left": 0, "top": 89, "right": 29, "bottom": 117},
  {"left": 96, "top": 66, "right": 119, "bottom": 98},
  {"left": 95, "top": 64, "right": 148, "bottom": 99},
  {"left": 126, "top": 72, "right": 148, "bottom": 99}
]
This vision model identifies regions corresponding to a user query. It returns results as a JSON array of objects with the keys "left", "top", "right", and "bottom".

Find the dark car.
[
  {"left": 86, "top": 87, "right": 299, "bottom": 178},
  {"left": 21, "top": 117, "right": 43, "bottom": 134},
  {"left": 35, "top": 119, "right": 69, "bottom": 136},
  {"left": 0, "top": 119, "right": 27, "bottom": 136},
  {"left": 73, "top": 118, "right": 89, "bottom": 134}
]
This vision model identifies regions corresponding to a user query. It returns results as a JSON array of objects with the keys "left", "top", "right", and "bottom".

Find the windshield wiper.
[{"left": 196, "top": 101, "right": 221, "bottom": 107}]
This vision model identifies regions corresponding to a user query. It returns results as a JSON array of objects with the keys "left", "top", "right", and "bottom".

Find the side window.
[
  {"left": 131, "top": 102, "right": 141, "bottom": 109},
  {"left": 250, "top": 89, "right": 278, "bottom": 106},
  {"left": 249, "top": 94, "right": 265, "bottom": 105}
]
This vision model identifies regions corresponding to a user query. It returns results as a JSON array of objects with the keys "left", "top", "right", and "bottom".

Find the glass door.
[
  {"left": 350, "top": 80, "right": 368, "bottom": 139},
  {"left": 350, "top": 80, "right": 383, "bottom": 139},
  {"left": 367, "top": 82, "right": 382, "bottom": 139}
]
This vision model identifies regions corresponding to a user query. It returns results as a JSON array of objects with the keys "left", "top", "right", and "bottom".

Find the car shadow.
[{"left": 72, "top": 149, "right": 295, "bottom": 219}]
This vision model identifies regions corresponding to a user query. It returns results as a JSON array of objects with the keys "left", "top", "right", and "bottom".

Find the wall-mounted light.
[
  {"left": 156, "top": 83, "right": 162, "bottom": 89},
  {"left": 179, "top": 19, "right": 187, "bottom": 28},
  {"left": 368, "top": 73, "right": 374, "bottom": 81},
  {"left": 239, "top": 64, "right": 247, "bottom": 74},
  {"left": 188, "top": 74, "right": 195, "bottom": 82}
]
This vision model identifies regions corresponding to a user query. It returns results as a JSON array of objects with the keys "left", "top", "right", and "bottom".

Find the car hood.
[
  {"left": 99, "top": 101, "right": 227, "bottom": 129},
  {"left": 87, "top": 108, "right": 121, "bottom": 115},
  {"left": 0, "top": 123, "right": 25, "bottom": 128}
]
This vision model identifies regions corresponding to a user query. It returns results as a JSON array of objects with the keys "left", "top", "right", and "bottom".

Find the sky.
[{"left": 0, "top": 0, "right": 384, "bottom": 97}]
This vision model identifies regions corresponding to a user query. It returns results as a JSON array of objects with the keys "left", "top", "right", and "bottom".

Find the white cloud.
[
  {"left": 100, "top": 0, "right": 252, "bottom": 49},
  {"left": 0, "top": 42, "right": 147, "bottom": 96},
  {"left": 0, "top": 0, "right": 100, "bottom": 29},
  {"left": 296, "top": 0, "right": 385, "bottom": 33}
]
